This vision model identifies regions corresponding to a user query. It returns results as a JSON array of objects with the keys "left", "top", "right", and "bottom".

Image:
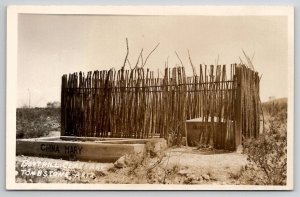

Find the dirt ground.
[
  {"left": 15, "top": 146, "right": 247, "bottom": 184},
  {"left": 161, "top": 147, "right": 247, "bottom": 182}
]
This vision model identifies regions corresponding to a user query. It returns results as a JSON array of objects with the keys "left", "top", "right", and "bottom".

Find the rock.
[
  {"left": 202, "top": 174, "right": 210, "bottom": 180},
  {"left": 164, "top": 179, "right": 172, "bottom": 184},
  {"left": 95, "top": 170, "right": 107, "bottom": 176},
  {"left": 114, "top": 156, "right": 127, "bottom": 168},
  {"left": 183, "top": 178, "right": 193, "bottom": 184},
  {"left": 174, "top": 177, "right": 181, "bottom": 183},
  {"left": 15, "top": 177, "right": 26, "bottom": 183},
  {"left": 81, "top": 180, "right": 90, "bottom": 183},
  {"left": 188, "top": 174, "right": 196, "bottom": 180},
  {"left": 236, "top": 145, "right": 243, "bottom": 153},
  {"left": 191, "top": 180, "right": 201, "bottom": 184},
  {"left": 253, "top": 165, "right": 259, "bottom": 171},
  {"left": 178, "top": 169, "right": 190, "bottom": 176}
]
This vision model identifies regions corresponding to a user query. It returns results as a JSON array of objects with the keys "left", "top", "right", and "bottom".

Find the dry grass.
[{"left": 16, "top": 108, "right": 60, "bottom": 139}]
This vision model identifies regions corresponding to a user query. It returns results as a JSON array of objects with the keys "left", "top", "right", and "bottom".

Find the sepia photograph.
[{"left": 6, "top": 6, "right": 294, "bottom": 190}]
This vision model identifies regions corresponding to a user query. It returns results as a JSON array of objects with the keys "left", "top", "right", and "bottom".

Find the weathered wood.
[
  {"left": 61, "top": 64, "right": 260, "bottom": 150},
  {"left": 235, "top": 64, "right": 242, "bottom": 148}
]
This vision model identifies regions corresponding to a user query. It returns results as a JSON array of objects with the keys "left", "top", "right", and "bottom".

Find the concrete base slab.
[{"left": 16, "top": 137, "right": 167, "bottom": 162}]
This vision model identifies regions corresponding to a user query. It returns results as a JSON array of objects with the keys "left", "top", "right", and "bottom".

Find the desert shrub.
[
  {"left": 240, "top": 101, "right": 287, "bottom": 185},
  {"left": 242, "top": 132, "right": 287, "bottom": 185},
  {"left": 16, "top": 108, "right": 61, "bottom": 138},
  {"left": 108, "top": 144, "right": 184, "bottom": 184},
  {"left": 262, "top": 99, "right": 287, "bottom": 121}
]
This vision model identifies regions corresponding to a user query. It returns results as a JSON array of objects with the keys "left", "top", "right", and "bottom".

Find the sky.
[{"left": 17, "top": 14, "right": 288, "bottom": 107}]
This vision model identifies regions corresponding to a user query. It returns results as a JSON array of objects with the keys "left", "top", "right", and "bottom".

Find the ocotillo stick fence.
[{"left": 61, "top": 64, "right": 260, "bottom": 150}]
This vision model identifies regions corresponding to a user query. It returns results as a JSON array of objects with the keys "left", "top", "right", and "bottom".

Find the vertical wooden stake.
[
  {"left": 61, "top": 75, "right": 66, "bottom": 136},
  {"left": 235, "top": 64, "right": 243, "bottom": 149}
]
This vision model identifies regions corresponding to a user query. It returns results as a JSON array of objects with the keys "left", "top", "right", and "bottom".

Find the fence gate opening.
[{"left": 61, "top": 64, "right": 261, "bottom": 151}]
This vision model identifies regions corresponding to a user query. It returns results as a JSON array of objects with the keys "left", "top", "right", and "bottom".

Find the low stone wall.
[{"left": 16, "top": 137, "right": 167, "bottom": 162}]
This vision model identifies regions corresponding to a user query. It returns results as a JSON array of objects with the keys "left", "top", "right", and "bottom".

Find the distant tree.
[
  {"left": 268, "top": 96, "right": 276, "bottom": 101},
  {"left": 46, "top": 101, "right": 60, "bottom": 108}
]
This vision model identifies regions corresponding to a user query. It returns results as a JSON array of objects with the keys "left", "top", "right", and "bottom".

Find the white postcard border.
[{"left": 6, "top": 5, "right": 294, "bottom": 190}]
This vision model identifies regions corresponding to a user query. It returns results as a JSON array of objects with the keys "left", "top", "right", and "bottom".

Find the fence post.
[
  {"left": 61, "top": 75, "right": 66, "bottom": 136},
  {"left": 235, "top": 64, "right": 243, "bottom": 149}
]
